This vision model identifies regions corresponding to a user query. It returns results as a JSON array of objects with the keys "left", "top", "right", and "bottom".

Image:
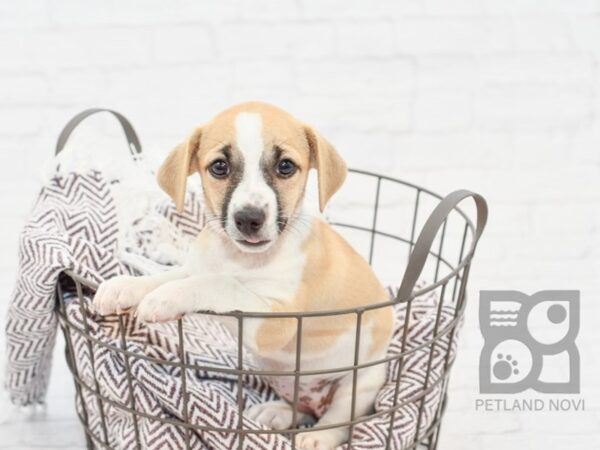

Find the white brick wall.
[{"left": 0, "top": 1, "right": 599, "bottom": 449}]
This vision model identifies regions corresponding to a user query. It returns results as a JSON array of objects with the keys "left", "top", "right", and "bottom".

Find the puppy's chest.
[{"left": 191, "top": 240, "right": 307, "bottom": 303}]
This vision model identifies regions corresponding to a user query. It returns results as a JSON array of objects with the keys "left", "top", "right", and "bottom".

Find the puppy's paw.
[
  {"left": 93, "top": 276, "right": 155, "bottom": 315},
  {"left": 297, "top": 429, "right": 345, "bottom": 450},
  {"left": 136, "top": 286, "right": 190, "bottom": 323},
  {"left": 246, "top": 401, "right": 298, "bottom": 430}
]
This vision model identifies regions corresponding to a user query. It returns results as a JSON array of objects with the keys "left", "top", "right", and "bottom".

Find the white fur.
[
  {"left": 95, "top": 211, "right": 310, "bottom": 336},
  {"left": 226, "top": 112, "right": 279, "bottom": 253},
  {"left": 246, "top": 400, "right": 307, "bottom": 431}
]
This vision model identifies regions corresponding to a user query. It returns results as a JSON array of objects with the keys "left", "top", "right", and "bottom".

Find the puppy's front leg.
[
  {"left": 93, "top": 268, "right": 188, "bottom": 315},
  {"left": 136, "top": 274, "right": 270, "bottom": 323}
]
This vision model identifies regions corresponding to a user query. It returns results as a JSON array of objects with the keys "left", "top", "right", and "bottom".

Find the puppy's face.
[{"left": 158, "top": 102, "right": 346, "bottom": 253}]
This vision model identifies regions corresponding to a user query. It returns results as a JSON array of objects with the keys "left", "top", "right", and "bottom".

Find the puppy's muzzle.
[{"left": 234, "top": 207, "right": 266, "bottom": 239}]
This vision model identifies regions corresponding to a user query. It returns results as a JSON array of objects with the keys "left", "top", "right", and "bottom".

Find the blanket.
[{"left": 6, "top": 169, "right": 458, "bottom": 449}]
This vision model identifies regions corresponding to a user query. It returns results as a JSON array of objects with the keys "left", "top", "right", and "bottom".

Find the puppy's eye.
[
  {"left": 276, "top": 159, "right": 297, "bottom": 177},
  {"left": 209, "top": 160, "right": 229, "bottom": 178}
]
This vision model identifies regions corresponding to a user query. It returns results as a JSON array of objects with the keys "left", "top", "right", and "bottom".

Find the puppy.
[{"left": 94, "top": 102, "right": 393, "bottom": 449}]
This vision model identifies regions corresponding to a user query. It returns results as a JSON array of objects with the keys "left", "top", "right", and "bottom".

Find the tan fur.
[
  {"left": 157, "top": 102, "right": 347, "bottom": 216},
  {"left": 156, "top": 101, "right": 391, "bottom": 359},
  {"left": 304, "top": 127, "right": 347, "bottom": 212},
  {"left": 157, "top": 102, "right": 391, "bottom": 359},
  {"left": 256, "top": 220, "right": 393, "bottom": 358},
  {"left": 157, "top": 102, "right": 392, "bottom": 358},
  {"left": 157, "top": 127, "right": 202, "bottom": 212}
]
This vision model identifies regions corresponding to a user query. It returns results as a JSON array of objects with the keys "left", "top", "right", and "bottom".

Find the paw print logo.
[
  {"left": 479, "top": 291, "right": 580, "bottom": 394},
  {"left": 494, "top": 354, "right": 518, "bottom": 379},
  {"left": 486, "top": 339, "right": 531, "bottom": 386}
]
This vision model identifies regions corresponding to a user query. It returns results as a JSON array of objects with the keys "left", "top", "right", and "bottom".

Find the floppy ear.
[
  {"left": 157, "top": 127, "right": 202, "bottom": 212},
  {"left": 304, "top": 126, "right": 347, "bottom": 212}
]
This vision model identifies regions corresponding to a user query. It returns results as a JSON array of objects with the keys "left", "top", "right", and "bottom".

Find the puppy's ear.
[
  {"left": 157, "top": 127, "right": 202, "bottom": 212},
  {"left": 304, "top": 126, "right": 347, "bottom": 212}
]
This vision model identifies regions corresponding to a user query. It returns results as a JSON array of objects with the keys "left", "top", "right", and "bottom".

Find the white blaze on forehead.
[
  {"left": 234, "top": 112, "right": 265, "bottom": 198},
  {"left": 235, "top": 112, "right": 264, "bottom": 164}
]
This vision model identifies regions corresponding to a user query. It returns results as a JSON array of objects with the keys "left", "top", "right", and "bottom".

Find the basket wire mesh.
[{"left": 53, "top": 110, "right": 487, "bottom": 450}]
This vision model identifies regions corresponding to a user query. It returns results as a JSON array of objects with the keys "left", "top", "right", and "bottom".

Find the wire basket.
[{"left": 53, "top": 110, "right": 487, "bottom": 450}]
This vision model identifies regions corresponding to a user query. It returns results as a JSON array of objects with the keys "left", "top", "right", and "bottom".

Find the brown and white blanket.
[{"left": 5, "top": 169, "right": 457, "bottom": 449}]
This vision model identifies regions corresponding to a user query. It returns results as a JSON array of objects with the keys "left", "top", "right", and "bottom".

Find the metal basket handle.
[
  {"left": 397, "top": 190, "right": 488, "bottom": 302},
  {"left": 55, "top": 108, "right": 142, "bottom": 157}
]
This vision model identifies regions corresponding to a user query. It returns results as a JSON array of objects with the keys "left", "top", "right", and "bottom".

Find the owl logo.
[{"left": 479, "top": 290, "right": 580, "bottom": 394}]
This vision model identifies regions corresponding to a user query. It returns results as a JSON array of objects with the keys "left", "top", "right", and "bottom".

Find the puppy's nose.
[{"left": 234, "top": 208, "right": 266, "bottom": 235}]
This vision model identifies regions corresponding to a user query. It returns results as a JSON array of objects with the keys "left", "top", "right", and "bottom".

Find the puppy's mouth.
[{"left": 236, "top": 238, "right": 271, "bottom": 247}]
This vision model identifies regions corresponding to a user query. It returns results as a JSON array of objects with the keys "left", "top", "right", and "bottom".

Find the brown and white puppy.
[{"left": 93, "top": 102, "right": 393, "bottom": 450}]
